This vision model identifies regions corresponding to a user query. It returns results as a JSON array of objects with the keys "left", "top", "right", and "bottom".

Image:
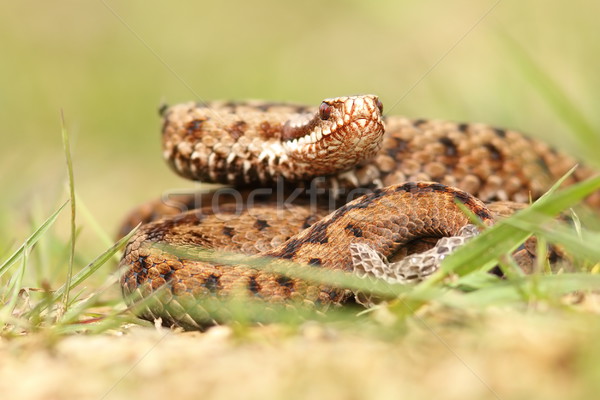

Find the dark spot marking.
[
  {"left": 396, "top": 181, "right": 419, "bottom": 193},
  {"left": 185, "top": 230, "right": 209, "bottom": 244},
  {"left": 450, "top": 189, "right": 493, "bottom": 220},
  {"left": 277, "top": 276, "right": 294, "bottom": 289},
  {"left": 304, "top": 221, "right": 329, "bottom": 244},
  {"left": 135, "top": 266, "right": 148, "bottom": 285},
  {"left": 272, "top": 238, "right": 303, "bottom": 259},
  {"left": 484, "top": 143, "right": 502, "bottom": 161},
  {"left": 413, "top": 119, "right": 427, "bottom": 126},
  {"left": 439, "top": 137, "right": 458, "bottom": 157},
  {"left": 345, "top": 223, "right": 363, "bottom": 237},
  {"left": 222, "top": 226, "right": 234, "bottom": 238},
  {"left": 221, "top": 101, "right": 238, "bottom": 109},
  {"left": 457, "top": 123, "right": 469, "bottom": 132},
  {"left": 254, "top": 219, "right": 270, "bottom": 231},
  {"left": 162, "top": 269, "right": 173, "bottom": 282},
  {"left": 452, "top": 191, "right": 472, "bottom": 205},
  {"left": 428, "top": 182, "right": 448, "bottom": 192},
  {"left": 304, "top": 189, "right": 388, "bottom": 238},
  {"left": 204, "top": 274, "right": 220, "bottom": 293},
  {"left": 229, "top": 121, "right": 247, "bottom": 140},
  {"left": 256, "top": 103, "right": 275, "bottom": 112},
  {"left": 475, "top": 208, "right": 493, "bottom": 220},
  {"left": 248, "top": 277, "right": 260, "bottom": 294},
  {"left": 308, "top": 258, "right": 322, "bottom": 267},
  {"left": 186, "top": 119, "right": 205, "bottom": 134},
  {"left": 493, "top": 128, "right": 506, "bottom": 137},
  {"left": 388, "top": 138, "right": 408, "bottom": 155}
]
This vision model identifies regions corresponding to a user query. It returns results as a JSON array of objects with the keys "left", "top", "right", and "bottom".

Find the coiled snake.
[{"left": 119, "top": 95, "right": 595, "bottom": 329}]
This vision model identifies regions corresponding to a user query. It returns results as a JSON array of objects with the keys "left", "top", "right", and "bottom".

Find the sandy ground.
[{"left": 2, "top": 307, "right": 600, "bottom": 400}]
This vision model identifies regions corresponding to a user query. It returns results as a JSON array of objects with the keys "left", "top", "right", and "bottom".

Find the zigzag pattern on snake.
[{"left": 119, "top": 95, "right": 596, "bottom": 329}]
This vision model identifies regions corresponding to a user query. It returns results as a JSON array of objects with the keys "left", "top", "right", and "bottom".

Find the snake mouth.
[
  {"left": 281, "top": 95, "right": 383, "bottom": 147},
  {"left": 279, "top": 95, "right": 385, "bottom": 176},
  {"left": 282, "top": 117, "right": 377, "bottom": 148},
  {"left": 282, "top": 95, "right": 383, "bottom": 144}
]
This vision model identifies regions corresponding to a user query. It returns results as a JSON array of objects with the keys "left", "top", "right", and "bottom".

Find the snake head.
[
  {"left": 280, "top": 95, "right": 385, "bottom": 178},
  {"left": 161, "top": 94, "right": 385, "bottom": 185}
]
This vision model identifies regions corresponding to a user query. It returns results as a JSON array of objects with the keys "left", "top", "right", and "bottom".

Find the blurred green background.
[{"left": 1, "top": 0, "right": 599, "bottom": 261}]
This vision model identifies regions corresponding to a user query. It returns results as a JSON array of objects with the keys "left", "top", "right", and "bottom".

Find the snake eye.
[
  {"left": 376, "top": 99, "right": 383, "bottom": 113},
  {"left": 319, "top": 102, "right": 332, "bottom": 120}
]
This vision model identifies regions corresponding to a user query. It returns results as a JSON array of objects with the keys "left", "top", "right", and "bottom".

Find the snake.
[{"left": 119, "top": 94, "right": 596, "bottom": 329}]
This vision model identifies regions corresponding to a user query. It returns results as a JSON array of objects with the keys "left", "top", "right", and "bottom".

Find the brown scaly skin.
[
  {"left": 160, "top": 95, "right": 598, "bottom": 204},
  {"left": 162, "top": 95, "right": 385, "bottom": 184},
  {"left": 119, "top": 95, "right": 597, "bottom": 329},
  {"left": 120, "top": 182, "right": 494, "bottom": 329},
  {"left": 120, "top": 95, "right": 598, "bottom": 236}
]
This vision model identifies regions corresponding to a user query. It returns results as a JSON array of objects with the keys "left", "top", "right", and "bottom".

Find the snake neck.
[{"left": 161, "top": 95, "right": 384, "bottom": 185}]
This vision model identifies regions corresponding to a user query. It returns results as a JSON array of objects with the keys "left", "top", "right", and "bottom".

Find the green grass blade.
[
  {"left": 451, "top": 273, "right": 600, "bottom": 307},
  {"left": 23, "top": 226, "right": 137, "bottom": 323},
  {"left": 0, "top": 201, "right": 68, "bottom": 279},
  {"left": 58, "top": 283, "right": 117, "bottom": 326},
  {"left": 60, "top": 111, "right": 76, "bottom": 315},
  {"left": 1, "top": 243, "right": 28, "bottom": 317},
  {"left": 503, "top": 218, "right": 600, "bottom": 264},
  {"left": 53, "top": 226, "right": 138, "bottom": 300},
  {"left": 423, "top": 174, "right": 600, "bottom": 285}
]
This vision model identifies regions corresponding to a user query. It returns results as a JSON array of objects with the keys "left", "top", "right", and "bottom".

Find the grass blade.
[
  {"left": 451, "top": 273, "right": 600, "bottom": 307},
  {"left": 451, "top": 175, "right": 600, "bottom": 270},
  {"left": 53, "top": 226, "right": 138, "bottom": 301},
  {"left": 0, "top": 201, "right": 68, "bottom": 279},
  {"left": 23, "top": 225, "right": 138, "bottom": 323},
  {"left": 418, "top": 174, "right": 600, "bottom": 288},
  {"left": 60, "top": 111, "right": 76, "bottom": 316},
  {"left": 1, "top": 243, "right": 28, "bottom": 317},
  {"left": 503, "top": 218, "right": 600, "bottom": 264}
]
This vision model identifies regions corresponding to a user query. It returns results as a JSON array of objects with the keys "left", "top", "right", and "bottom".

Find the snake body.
[{"left": 120, "top": 95, "right": 595, "bottom": 329}]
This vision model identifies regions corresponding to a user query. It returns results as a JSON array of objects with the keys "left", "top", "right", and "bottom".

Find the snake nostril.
[{"left": 319, "top": 102, "right": 332, "bottom": 120}]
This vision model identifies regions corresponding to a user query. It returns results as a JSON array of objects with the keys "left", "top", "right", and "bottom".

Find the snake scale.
[{"left": 119, "top": 95, "right": 596, "bottom": 329}]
